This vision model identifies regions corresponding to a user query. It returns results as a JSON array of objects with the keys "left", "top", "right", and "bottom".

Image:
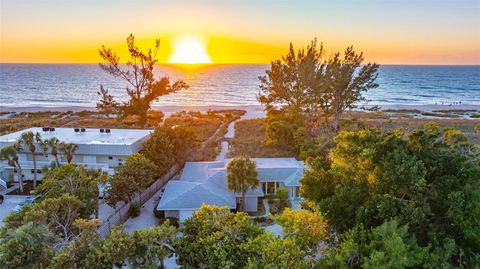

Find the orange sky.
[{"left": 1, "top": 0, "right": 479, "bottom": 65}]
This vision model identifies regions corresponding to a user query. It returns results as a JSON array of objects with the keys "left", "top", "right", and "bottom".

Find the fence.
[{"left": 97, "top": 164, "right": 179, "bottom": 237}]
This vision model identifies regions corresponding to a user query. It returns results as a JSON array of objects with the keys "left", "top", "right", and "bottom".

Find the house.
[
  {"left": 157, "top": 158, "right": 304, "bottom": 221},
  {"left": 0, "top": 127, "right": 151, "bottom": 184}
]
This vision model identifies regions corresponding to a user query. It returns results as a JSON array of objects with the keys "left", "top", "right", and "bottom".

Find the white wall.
[{"left": 179, "top": 210, "right": 194, "bottom": 221}]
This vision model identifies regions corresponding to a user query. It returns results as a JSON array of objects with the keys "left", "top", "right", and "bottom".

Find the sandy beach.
[{"left": 1, "top": 104, "right": 479, "bottom": 116}]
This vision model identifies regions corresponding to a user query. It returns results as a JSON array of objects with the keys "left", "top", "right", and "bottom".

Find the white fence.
[{"left": 97, "top": 165, "right": 179, "bottom": 237}]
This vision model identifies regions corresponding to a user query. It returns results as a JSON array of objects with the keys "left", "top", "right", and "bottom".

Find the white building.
[
  {"left": 0, "top": 127, "right": 151, "bottom": 185},
  {"left": 157, "top": 158, "right": 304, "bottom": 221}
]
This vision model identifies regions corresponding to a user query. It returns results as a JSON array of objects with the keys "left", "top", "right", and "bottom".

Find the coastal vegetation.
[
  {"left": 226, "top": 157, "right": 259, "bottom": 211},
  {"left": 301, "top": 124, "right": 480, "bottom": 267},
  {"left": 258, "top": 40, "right": 379, "bottom": 134},
  {"left": 97, "top": 34, "right": 189, "bottom": 127}
]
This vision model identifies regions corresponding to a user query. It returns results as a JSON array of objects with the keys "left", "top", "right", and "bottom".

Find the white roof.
[
  {"left": 158, "top": 158, "right": 304, "bottom": 211},
  {"left": 0, "top": 127, "right": 151, "bottom": 146}
]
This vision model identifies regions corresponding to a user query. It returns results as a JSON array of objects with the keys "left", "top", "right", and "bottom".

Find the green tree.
[
  {"left": 141, "top": 126, "right": 176, "bottom": 176},
  {"left": 0, "top": 145, "right": 24, "bottom": 192},
  {"left": 49, "top": 219, "right": 103, "bottom": 269},
  {"left": 321, "top": 220, "right": 428, "bottom": 269},
  {"left": 245, "top": 233, "right": 312, "bottom": 269},
  {"left": 29, "top": 194, "right": 83, "bottom": 246},
  {"left": 174, "top": 205, "right": 263, "bottom": 268},
  {"left": 259, "top": 39, "right": 379, "bottom": 134},
  {"left": 17, "top": 131, "right": 43, "bottom": 188},
  {"left": 106, "top": 153, "right": 158, "bottom": 208},
  {"left": 44, "top": 137, "right": 61, "bottom": 167},
  {"left": 98, "top": 34, "right": 188, "bottom": 127},
  {"left": 128, "top": 221, "right": 177, "bottom": 269},
  {"left": 165, "top": 125, "right": 199, "bottom": 162},
  {"left": 301, "top": 126, "right": 480, "bottom": 267},
  {"left": 60, "top": 142, "right": 78, "bottom": 164},
  {"left": 83, "top": 226, "right": 134, "bottom": 269},
  {"left": 0, "top": 223, "right": 58, "bottom": 269},
  {"left": 274, "top": 208, "right": 328, "bottom": 253},
  {"left": 321, "top": 47, "right": 379, "bottom": 133},
  {"left": 34, "top": 164, "right": 102, "bottom": 218},
  {"left": 226, "top": 157, "right": 259, "bottom": 211}
]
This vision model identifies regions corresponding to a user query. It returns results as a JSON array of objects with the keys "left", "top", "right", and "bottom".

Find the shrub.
[{"left": 129, "top": 203, "right": 141, "bottom": 217}]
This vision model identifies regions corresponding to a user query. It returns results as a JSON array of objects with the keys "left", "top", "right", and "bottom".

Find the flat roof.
[{"left": 0, "top": 127, "right": 151, "bottom": 146}]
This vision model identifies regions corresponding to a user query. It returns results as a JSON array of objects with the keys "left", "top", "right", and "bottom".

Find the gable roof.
[
  {"left": 157, "top": 181, "right": 236, "bottom": 210},
  {"left": 158, "top": 158, "right": 304, "bottom": 211}
]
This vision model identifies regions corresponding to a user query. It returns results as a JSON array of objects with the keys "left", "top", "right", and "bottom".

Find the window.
[
  {"left": 108, "top": 156, "right": 113, "bottom": 160},
  {"left": 118, "top": 158, "right": 123, "bottom": 161}
]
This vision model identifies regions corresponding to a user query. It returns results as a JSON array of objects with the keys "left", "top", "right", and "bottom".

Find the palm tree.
[
  {"left": 60, "top": 142, "right": 78, "bottom": 164},
  {"left": 44, "top": 137, "right": 61, "bottom": 167},
  {"left": 17, "top": 131, "right": 42, "bottom": 189},
  {"left": 226, "top": 157, "right": 259, "bottom": 211},
  {"left": 0, "top": 145, "right": 24, "bottom": 192}
]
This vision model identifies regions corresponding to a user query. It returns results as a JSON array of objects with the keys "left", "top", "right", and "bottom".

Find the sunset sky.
[{"left": 1, "top": 0, "right": 479, "bottom": 65}]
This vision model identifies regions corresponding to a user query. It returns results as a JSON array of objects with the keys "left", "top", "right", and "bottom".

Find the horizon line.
[{"left": 1, "top": 62, "right": 479, "bottom": 67}]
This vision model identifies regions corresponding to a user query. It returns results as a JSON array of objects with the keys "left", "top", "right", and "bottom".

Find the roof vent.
[
  {"left": 49, "top": 127, "right": 55, "bottom": 132},
  {"left": 81, "top": 128, "right": 86, "bottom": 132},
  {"left": 74, "top": 128, "right": 80, "bottom": 133},
  {"left": 105, "top": 129, "right": 111, "bottom": 133},
  {"left": 100, "top": 128, "right": 105, "bottom": 133},
  {"left": 42, "top": 127, "right": 49, "bottom": 132}
]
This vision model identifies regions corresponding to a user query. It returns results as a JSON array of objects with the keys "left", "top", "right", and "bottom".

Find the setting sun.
[{"left": 168, "top": 36, "right": 211, "bottom": 64}]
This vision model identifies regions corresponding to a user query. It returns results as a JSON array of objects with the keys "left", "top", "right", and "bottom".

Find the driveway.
[{"left": 0, "top": 196, "right": 25, "bottom": 227}]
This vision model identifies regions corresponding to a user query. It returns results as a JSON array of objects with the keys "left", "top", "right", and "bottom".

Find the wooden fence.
[{"left": 97, "top": 165, "right": 179, "bottom": 237}]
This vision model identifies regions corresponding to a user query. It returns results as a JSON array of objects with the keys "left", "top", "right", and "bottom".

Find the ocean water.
[{"left": 0, "top": 64, "right": 479, "bottom": 108}]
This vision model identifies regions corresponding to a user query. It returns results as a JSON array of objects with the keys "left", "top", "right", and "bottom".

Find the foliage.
[
  {"left": 0, "top": 144, "right": 24, "bottom": 192},
  {"left": 34, "top": 164, "right": 102, "bottom": 218},
  {"left": 226, "top": 157, "right": 259, "bottom": 211},
  {"left": 274, "top": 208, "right": 327, "bottom": 253},
  {"left": 17, "top": 131, "right": 43, "bottom": 188},
  {"left": 141, "top": 126, "right": 176, "bottom": 175},
  {"left": 259, "top": 39, "right": 379, "bottom": 133},
  {"left": 245, "top": 233, "right": 313, "bottom": 269},
  {"left": 174, "top": 205, "right": 264, "bottom": 268},
  {"left": 301, "top": 125, "right": 480, "bottom": 267},
  {"left": 106, "top": 153, "right": 158, "bottom": 207},
  {"left": 96, "top": 85, "right": 121, "bottom": 117},
  {"left": 60, "top": 142, "right": 78, "bottom": 164},
  {"left": 128, "top": 221, "right": 177, "bottom": 269},
  {"left": 0, "top": 223, "right": 58, "bottom": 269},
  {"left": 321, "top": 219, "right": 428, "bottom": 269},
  {"left": 164, "top": 125, "right": 198, "bottom": 162},
  {"left": 98, "top": 34, "right": 188, "bottom": 127}
]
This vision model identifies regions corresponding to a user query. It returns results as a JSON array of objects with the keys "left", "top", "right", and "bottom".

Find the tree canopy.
[
  {"left": 98, "top": 34, "right": 189, "bottom": 127},
  {"left": 226, "top": 157, "right": 259, "bottom": 211},
  {"left": 259, "top": 39, "right": 378, "bottom": 133},
  {"left": 300, "top": 124, "right": 480, "bottom": 267}
]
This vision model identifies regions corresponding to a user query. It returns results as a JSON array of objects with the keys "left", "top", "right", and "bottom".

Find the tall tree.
[
  {"left": 128, "top": 222, "right": 177, "bottom": 269},
  {"left": 17, "top": 131, "right": 43, "bottom": 188},
  {"left": 259, "top": 39, "right": 379, "bottom": 134},
  {"left": 258, "top": 40, "right": 323, "bottom": 115},
  {"left": 322, "top": 47, "right": 379, "bottom": 133},
  {"left": 98, "top": 34, "right": 189, "bottom": 127},
  {"left": 106, "top": 153, "right": 158, "bottom": 208},
  {"left": 0, "top": 145, "right": 24, "bottom": 192},
  {"left": 226, "top": 157, "right": 259, "bottom": 211},
  {"left": 44, "top": 137, "right": 61, "bottom": 167},
  {"left": 60, "top": 142, "right": 78, "bottom": 164},
  {"left": 0, "top": 223, "right": 58, "bottom": 269},
  {"left": 34, "top": 164, "right": 102, "bottom": 219}
]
